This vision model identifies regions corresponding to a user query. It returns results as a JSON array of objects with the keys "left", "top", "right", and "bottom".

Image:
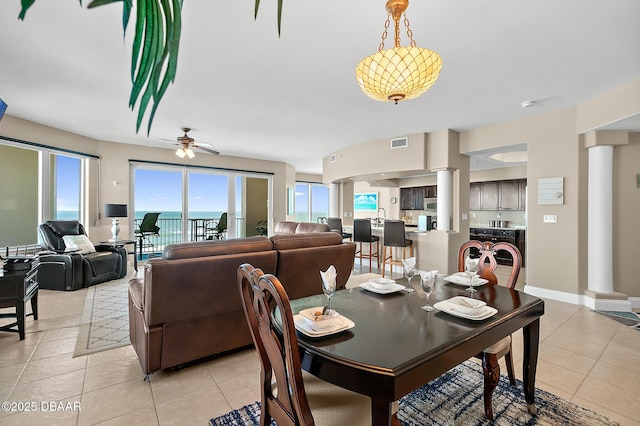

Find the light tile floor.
[{"left": 1, "top": 264, "right": 639, "bottom": 425}]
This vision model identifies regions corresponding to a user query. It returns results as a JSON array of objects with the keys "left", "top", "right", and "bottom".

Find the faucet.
[{"left": 376, "top": 207, "right": 386, "bottom": 226}]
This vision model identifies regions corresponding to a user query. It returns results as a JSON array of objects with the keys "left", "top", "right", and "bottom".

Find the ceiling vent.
[
  {"left": 330, "top": 153, "right": 337, "bottom": 163},
  {"left": 390, "top": 137, "right": 408, "bottom": 149}
]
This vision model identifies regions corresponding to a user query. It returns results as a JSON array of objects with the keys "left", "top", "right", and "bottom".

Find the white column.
[
  {"left": 437, "top": 170, "right": 452, "bottom": 231},
  {"left": 588, "top": 145, "right": 614, "bottom": 294},
  {"left": 329, "top": 183, "right": 340, "bottom": 218}
]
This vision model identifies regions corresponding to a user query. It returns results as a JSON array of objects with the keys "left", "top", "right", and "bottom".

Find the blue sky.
[{"left": 135, "top": 169, "right": 228, "bottom": 212}]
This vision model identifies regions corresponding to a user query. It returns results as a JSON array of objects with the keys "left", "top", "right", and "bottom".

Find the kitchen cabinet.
[
  {"left": 424, "top": 185, "right": 437, "bottom": 198},
  {"left": 469, "top": 182, "right": 481, "bottom": 211},
  {"left": 400, "top": 187, "right": 424, "bottom": 210},
  {"left": 480, "top": 182, "right": 499, "bottom": 210},
  {"left": 499, "top": 180, "right": 520, "bottom": 210},
  {"left": 471, "top": 179, "right": 527, "bottom": 211}
]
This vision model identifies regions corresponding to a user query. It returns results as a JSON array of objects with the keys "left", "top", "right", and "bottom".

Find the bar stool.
[
  {"left": 381, "top": 220, "right": 413, "bottom": 278},
  {"left": 328, "top": 217, "right": 352, "bottom": 241},
  {"left": 353, "top": 219, "right": 379, "bottom": 272}
]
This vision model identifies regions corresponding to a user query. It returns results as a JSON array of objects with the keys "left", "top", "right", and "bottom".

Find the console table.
[{"left": 0, "top": 265, "right": 39, "bottom": 340}]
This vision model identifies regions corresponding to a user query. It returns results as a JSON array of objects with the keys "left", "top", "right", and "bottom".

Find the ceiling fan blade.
[
  {"left": 159, "top": 138, "right": 178, "bottom": 143},
  {"left": 195, "top": 145, "right": 220, "bottom": 155}
]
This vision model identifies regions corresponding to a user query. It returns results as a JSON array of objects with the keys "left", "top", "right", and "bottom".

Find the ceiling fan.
[{"left": 162, "top": 127, "right": 220, "bottom": 158}]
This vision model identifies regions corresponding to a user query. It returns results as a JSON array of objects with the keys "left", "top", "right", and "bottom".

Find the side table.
[
  {"left": 100, "top": 239, "right": 137, "bottom": 272},
  {"left": 0, "top": 266, "right": 39, "bottom": 340}
]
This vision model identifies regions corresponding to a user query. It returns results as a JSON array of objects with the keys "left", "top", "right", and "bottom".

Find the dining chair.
[
  {"left": 327, "top": 217, "right": 352, "bottom": 241},
  {"left": 353, "top": 219, "right": 379, "bottom": 272},
  {"left": 381, "top": 220, "right": 413, "bottom": 278},
  {"left": 238, "top": 263, "right": 402, "bottom": 426},
  {"left": 458, "top": 240, "right": 522, "bottom": 420}
]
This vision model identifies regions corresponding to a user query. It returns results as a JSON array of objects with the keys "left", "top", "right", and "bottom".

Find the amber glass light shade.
[
  {"left": 356, "top": 0, "right": 442, "bottom": 104},
  {"left": 356, "top": 46, "right": 442, "bottom": 104}
]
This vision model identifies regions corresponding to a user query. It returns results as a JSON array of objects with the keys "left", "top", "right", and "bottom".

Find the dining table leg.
[
  {"left": 371, "top": 398, "right": 393, "bottom": 426},
  {"left": 522, "top": 318, "right": 540, "bottom": 415}
]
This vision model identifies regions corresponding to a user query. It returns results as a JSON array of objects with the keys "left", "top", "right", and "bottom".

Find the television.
[{"left": 0, "top": 98, "right": 6, "bottom": 121}]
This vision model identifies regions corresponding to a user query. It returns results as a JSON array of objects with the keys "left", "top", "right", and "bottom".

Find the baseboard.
[{"left": 524, "top": 284, "right": 635, "bottom": 312}]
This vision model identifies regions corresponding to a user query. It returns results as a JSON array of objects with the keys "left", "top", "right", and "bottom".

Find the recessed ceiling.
[{"left": 0, "top": 1, "right": 638, "bottom": 174}]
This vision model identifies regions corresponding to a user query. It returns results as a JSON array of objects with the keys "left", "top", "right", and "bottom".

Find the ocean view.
[{"left": 56, "top": 211, "right": 226, "bottom": 220}]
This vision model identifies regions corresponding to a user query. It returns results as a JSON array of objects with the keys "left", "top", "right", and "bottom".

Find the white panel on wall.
[{"left": 538, "top": 177, "right": 564, "bottom": 205}]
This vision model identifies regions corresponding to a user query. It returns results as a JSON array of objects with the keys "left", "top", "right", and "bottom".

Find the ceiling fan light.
[
  {"left": 176, "top": 148, "right": 186, "bottom": 158},
  {"left": 185, "top": 148, "right": 195, "bottom": 158}
]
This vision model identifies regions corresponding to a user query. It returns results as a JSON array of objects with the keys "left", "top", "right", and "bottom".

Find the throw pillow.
[{"left": 62, "top": 235, "right": 96, "bottom": 255}]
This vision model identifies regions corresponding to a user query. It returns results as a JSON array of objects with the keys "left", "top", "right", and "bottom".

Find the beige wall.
[
  {"left": 0, "top": 115, "right": 291, "bottom": 243},
  {"left": 323, "top": 133, "right": 427, "bottom": 183},
  {"left": 462, "top": 108, "right": 584, "bottom": 296},
  {"left": 613, "top": 132, "right": 640, "bottom": 296}
]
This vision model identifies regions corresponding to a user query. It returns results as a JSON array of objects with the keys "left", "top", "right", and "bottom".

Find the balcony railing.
[{"left": 133, "top": 217, "right": 223, "bottom": 258}]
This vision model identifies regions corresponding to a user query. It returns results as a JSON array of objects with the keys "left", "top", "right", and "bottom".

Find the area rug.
[
  {"left": 596, "top": 310, "right": 640, "bottom": 331},
  {"left": 210, "top": 360, "right": 617, "bottom": 426},
  {"left": 73, "top": 278, "right": 130, "bottom": 356}
]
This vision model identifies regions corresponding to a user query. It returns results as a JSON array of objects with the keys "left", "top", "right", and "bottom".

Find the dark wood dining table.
[{"left": 289, "top": 277, "right": 545, "bottom": 426}]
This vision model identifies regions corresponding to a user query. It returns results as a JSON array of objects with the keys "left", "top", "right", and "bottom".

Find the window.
[
  {"left": 131, "top": 161, "right": 272, "bottom": 254},
  {"left": 53, "top": 154, "right": 82, "bottom": 220},
  {"left": 294, "top": 182, "right": 329, "bottom": 223},
  {"left": 0, "top": 140, "right": 92, "bottom": 248}
]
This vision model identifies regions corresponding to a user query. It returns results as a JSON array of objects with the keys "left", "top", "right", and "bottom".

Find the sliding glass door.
[{"left": 131, "top": 162, "right": 272, "bottom": 253}]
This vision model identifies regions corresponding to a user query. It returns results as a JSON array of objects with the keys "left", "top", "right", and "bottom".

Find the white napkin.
[
  {"left": 401, "top": 257, "right": 416, "bottom": 271},
  {"left": 418, "top": 269, "right": 438, "bottom": 281},
  {"left": 464, "top": 256, "right": 479, "bottom": 272},
  {"left": 320, "top": 265, "right": 337, "bottom": 290}
]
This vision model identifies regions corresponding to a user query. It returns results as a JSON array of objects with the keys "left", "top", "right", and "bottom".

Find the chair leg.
[
  {"left": 382, "top": 246, "right": 387, "bottom": 277},
  {"left": 482, "top": 352, "right": 500, "bottom": 420},
  {"left": 504, "top": 348, "right": 516, "bottom": 385}
]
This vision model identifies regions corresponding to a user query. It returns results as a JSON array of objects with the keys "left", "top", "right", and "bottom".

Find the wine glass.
[
  {"left": 404, "top": 264, "right": 415, "bottom": 286},
  {"left": 464, "top": 256, "right": 479, "bottom": 294},
  {"left": 420, "top": 274, "right": 435, "bottom": 312},
  {"left": 322, "top": 279, "right": 336, "bottom": 315}
]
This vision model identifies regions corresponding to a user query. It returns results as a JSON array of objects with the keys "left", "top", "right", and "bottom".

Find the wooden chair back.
[
  {"left": 237, "top": 263, "right": 314, "bottom": 426},
  {"left": 457, "top": 241, "right": 522, "bottom": 289}
]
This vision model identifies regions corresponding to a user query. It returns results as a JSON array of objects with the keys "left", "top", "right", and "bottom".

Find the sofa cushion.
[
  {"left": 273, "top": 221, "right": 299, "bottom": 234},
  {"left": 296, "top": 222, "right": 330, "bottom": 233},
  {"left": 162, "top": 236, "right": 273, "bottom": 260},
  {"left": 270, "top": 232, "right": 343, "bottom": 250}
]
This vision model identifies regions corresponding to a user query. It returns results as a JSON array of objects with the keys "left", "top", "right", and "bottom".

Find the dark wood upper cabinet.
[
  {"left": 499, "top": 180, "right": 520, "bottom": 210},
  {"left": 469, "top": 182, "right": 481, "bottom": 211},
  {"left": 400, "top": 186, "right": 426, "bottom": 210},
  {"left": 471, "top": 179, "right": 527, "bottom": 211},
  {"left": 424, "top": 185, "right": 437, "bottom": 198},
  {"left": 480, "top": 181, "right": 499, "bottom": 210}
]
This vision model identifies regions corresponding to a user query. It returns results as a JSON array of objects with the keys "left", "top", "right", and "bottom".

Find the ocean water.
[{"left": 55, "top": 211, "right": 226, "bottom": 220}]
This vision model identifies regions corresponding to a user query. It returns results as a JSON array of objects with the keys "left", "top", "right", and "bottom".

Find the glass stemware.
[
  {"left": 464, "top": 256, "right": 479, "bottom": 294},
  {"left": 322, "top": 279, "right": 337, "bottom": 314},
  {"left": 420, "top": 274, "right": 435, "bottom": 311},
  {"left": 404, "top": 264, "right": 415, "bottom": 286}
]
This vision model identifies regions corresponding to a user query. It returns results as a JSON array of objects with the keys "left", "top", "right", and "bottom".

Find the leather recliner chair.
[{"left": 37, "top": 220, "right": 127, "bottom": 291}]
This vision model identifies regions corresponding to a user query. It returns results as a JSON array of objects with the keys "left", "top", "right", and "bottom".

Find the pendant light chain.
[
  {"left": 403, "top": 13, "right": 417, "bottom": 48},
  {"left": 379, "top": 15, "right": 391, "bottom": 51}
]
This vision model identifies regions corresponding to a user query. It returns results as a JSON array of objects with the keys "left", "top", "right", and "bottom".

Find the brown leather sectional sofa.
[{"left": 128, "top": 223, "right": 355, "bottom": 377}]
